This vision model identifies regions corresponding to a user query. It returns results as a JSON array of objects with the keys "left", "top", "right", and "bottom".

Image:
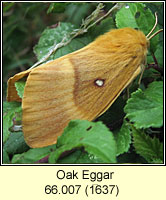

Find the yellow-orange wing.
[
  {"left": 22, "top": 57, "right": 84, "bottom": 147},
  {"left": 70, "top": 28, "right": 147, "bottom": 118},
  {"left": 7, "top": 69, "right": 32, "bottom": 102},
  {"left": 17, "top": 28, "right": 148, "bottom": 148}
]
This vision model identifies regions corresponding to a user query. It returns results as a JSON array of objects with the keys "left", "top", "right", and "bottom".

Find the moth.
[{"left": 7, "top": 15, "right": 162, "bottom": 148}]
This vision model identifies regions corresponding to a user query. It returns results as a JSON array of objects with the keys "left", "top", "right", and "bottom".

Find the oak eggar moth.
[{"left": 7, "top": 24, "right": 162, "bottom": 147}]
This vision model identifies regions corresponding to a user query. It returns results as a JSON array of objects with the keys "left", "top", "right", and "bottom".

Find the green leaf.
[
  {"left": 15, "top": 80, "right": 26, "bottom": 98},
  {"left": 3, "top": 101, "right": 21, "bottom": 113},
  {"left": 57, "top": 150, "right": 104, "bottom": 164},
  {"left": 34, "top": 23, "right": 76, "bottom": 60},
  {"left": 150, "top": 158, "right": 163, "bottom": 164},
  {"left": 3, "top": 2, "right": 15, "bottom": 13},
  {"left": 4, "top": 132, "right": 29, "bottom": 155},
  {"left": 114, "top": 121, "right": 132, "bottom": 156},
  {"left": 57, "top": 150, "right": 83, "bottom": 164},
  {"left": 34, "top": 17, "right": 116, "bottom": 63},
  {"left": 34, "top": 22, "right": 92, "bottom": 61},
  {"left": 3, "top": 149, "right": 10, "bottom": 164},
  {"left": 124, "top": 81, "right": 163, "bottom": 129},
  {"left": 75, "top": 152, "right": 105, "bottom": 164},
  {"left": 89, "top": 17, "right": 116, "bottom": 39},
  {"left": 3, "top": 101, "right": 22, "bottom": 143},
  {"left": 116, "top": 3, "right": 138, "bottom": 29},
  {"left": 49, "top": 120, "right": 117, "bottom": 163},
  {"left": 65, "top": 3, "right": 91, "bottom": 26},
  {"left": 115, "top": 2, "right": 159, "bottom": 52},
  {"left": 47, "top": 3, "right": 69, "bottom": 14},
  {"left": 132, "top": 127, "right": 163, "bottom": 163},
  {"left": 154, "top": 41, "right": 163, "bottom": 67},
  {"left": 11, "top": 145, "right": 56, "bottom": 164},
  {"left": 144, "top": 3, "right": 164, "bottom": 27}
]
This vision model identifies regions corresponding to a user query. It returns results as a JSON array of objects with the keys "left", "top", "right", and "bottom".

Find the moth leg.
[
  {"left": 126, "top": 83, "right": 132, "bottom": 99},
  {"left": 122, "top": 83, "right": 131, "bottom": 100},
  {"left": 138, "top": 64, "right": 145, "bottom": 85}
]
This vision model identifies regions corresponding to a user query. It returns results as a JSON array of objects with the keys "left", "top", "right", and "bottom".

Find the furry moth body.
[{"left": 7, "top": 27, "right": 149, "bottom": 148}]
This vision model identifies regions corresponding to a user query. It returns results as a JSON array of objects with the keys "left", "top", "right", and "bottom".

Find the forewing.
[
  {"left": 23, "top": 47, "right": 142, "bottom": 148},
  {"left": 70, "top": 47, "right": 142, "bottom": 119},
  {"left": 7, "top": 69, "right": 32, "bottom": 102},
  {"left": 22, "top": 58, "right": 85, "bottom": 147}
]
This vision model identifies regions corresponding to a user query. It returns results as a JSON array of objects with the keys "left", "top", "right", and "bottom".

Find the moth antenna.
[
  {"left": 147, "top": 29, "right": 163, "bottom": 40},
  {"left": 146, "top": 12, "right": 158, "bottom": 39}
]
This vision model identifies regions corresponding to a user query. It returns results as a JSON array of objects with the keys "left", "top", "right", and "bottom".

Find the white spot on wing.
[{"left": 95, "top": 79, "right": 104, "bottom": 87}]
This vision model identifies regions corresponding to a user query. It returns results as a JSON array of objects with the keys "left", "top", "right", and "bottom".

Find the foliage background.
[
  {"left": 3, "top": 2, "right": 98, "bottom": 98},
  {"left": 3, "top": 2, "right": 164, "bottom": 164}
]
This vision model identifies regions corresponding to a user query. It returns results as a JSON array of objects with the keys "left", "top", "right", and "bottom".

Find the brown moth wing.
[
  {"left": 70, "top": 28, "right": 148, "bottom": 119},
  {"left": 23, "top": 28, "right": 148, "bottom": 148},
  {"left": 7, "top": 69, "right": 32, "bottom": 102},
  {"left": 23, "top": 57, "right": 86, "bottom": 148},
  {"left": 70, "top": 49, "right": 141, "bottom": 120}
]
